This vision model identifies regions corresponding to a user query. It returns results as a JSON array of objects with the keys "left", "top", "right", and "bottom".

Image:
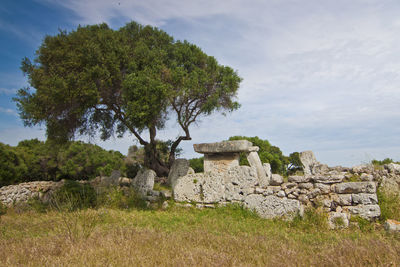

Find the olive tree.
[{"left": 15, "top": 21, "right": 241, "bottom": 176}]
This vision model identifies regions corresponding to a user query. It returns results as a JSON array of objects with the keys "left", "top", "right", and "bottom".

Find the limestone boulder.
[
  {"left": 270, "top": 174, "right": 284, "bottom": 186},
  {"left": 300, "top": 151, "right": 318, "bottom": 176},
  {"left": 247, "top": 151, "right": 269, "bottom": 187},
  {"left": 224, "top": 166, "right": 258, "bottom": 201},
  {"left": 173, "top": 173, "right": 204, "bottom": 202},
  {"left": 263, "top": 163, "right": 272, "bottom": 180},
  {"left": 132, "top": 169, "right": 156, "bottom": 195},
  {"left": 351, "top": 193, "right": 378, "bottom": 205},
  {"left": 344, "top": 204, "right": 381, "bottom": 220},
  {"left": 328, "top": 212, "right": 350, "bottom": 229},
  {"left": 288, "top": 176, "right": 310, "bottom": 183},
  {"left": 202, "top": 172, "right": 225, "bottom": 203},
  {"left": 334, "top": 182, "right": 376, "bottom": 194},
  {"left": 168, "top": 159, "right": 190, "bottom": 186},
  {"left": 386, "top": 163, "right": 400, "bottom": 174},
  {"left": 194, "top": 140, "right": 253, "bottom": 153},
  {"left": 384, "top": 219, "right": 400, "bottom": 233},
  {"left": 244, "top": 194, "right": 303, "bottom": 219}
]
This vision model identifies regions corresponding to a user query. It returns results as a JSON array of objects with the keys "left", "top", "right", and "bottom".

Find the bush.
[
  {"left": 189, "top": 157, "right": 204, "bottom": 173},
  {"left": 51, "top": 180, "right": 97, "bottom": 211},
  {"left": 377, "top": 189, "right": 400, "bottom": 221},
  {"left": 97, "top": 187, "right": 148, "bottom": 210},
  {"left": 290, "top": 207, "right": 328, "bottom": 231},
  {"left": 0, "top": 202, "right": 7, "bottom": 217}
]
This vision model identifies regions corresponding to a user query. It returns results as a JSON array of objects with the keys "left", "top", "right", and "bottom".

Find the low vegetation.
[{"left": 1, "top": 180, "right": 400, "bottom": 266}]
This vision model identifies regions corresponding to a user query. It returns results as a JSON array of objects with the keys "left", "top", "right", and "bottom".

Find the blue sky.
[{"left": 1, "top": 0, "right": 400, "bottom": 166}]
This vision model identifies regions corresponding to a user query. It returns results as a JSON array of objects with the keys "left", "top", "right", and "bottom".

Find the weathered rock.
[
  {"left": 344, "top": 205, "right": 381, "bottom": 220},
  {"left": 360, "top": 173, "right": 374, "bottom": 181},
  {"left": 334, "top": 182, "right": 376, "bottom": 194},
  {"left": 351, "top": 193, "right": 378, "bottom": 205},
  {"left": 204, "top": 153, "right": 239, "bottom": 173},
  {"left": 118, "top": 177, "right": 132, "bottom": 186},
  {"left": 263, "top": 163, "right": 272, "bottom": 180},
  {"left": 352, "top": 164, "right": 374, "bottom": 174},
  {"left": 168, "top": 159, "right": 190, "bottom": 186},
  {"left": 194, "top": 140, "right": 253, "bottom": 153},
  {"left": 202, "top": 172, "right": 225, "bottom": 203},
  {"left": 160, "top": 190, "right": 172, "bottom": 199},
  {"left": 109, "top": 170, "right": 121, "bottom": 185},
  {"left": 244, "top": 194, "right": 303, "bottom": 219},
  {"left": 298, "top": 182, "right": 313, "bottom": 190},
  {"left": 225, "top": 166, "right": 258, "bottom": 201},
  {"left": 173, "top": 173, "right": 204, "bottom": 202},
  {"left": 384, "top": 219, "right": 400, "bottom": 232},
  {"left": 288, "top": 176, "right": 310, "bottom": 183},
  {"left": 270, "top": 174, "right": 284, "bottom": 186},
  {"left": 277, "top": 190, "right": 286, "bottom": 197},
  {"left": 328, "top": 212, "right": 349, "bottom": 229},
  {"left": 247, "top": 151, "right": 269, "bottom": 187},
  {"left": 300, "top": 151, "right": 318, "bottom": 176},
  {"left": 132, "top": 169, "right": 156, "bottom": 196},
  {"left": 314, "top": 183, "right": 331, "bottom": 194},
  {"left": 386, "top": 163, "right": 400, "bottom": 174},
  {"left": 311, "top": 174, "right": 344, "bottom": 184},
  {"left": 331, "top": 194, "right": 352, "bottom": 206}
]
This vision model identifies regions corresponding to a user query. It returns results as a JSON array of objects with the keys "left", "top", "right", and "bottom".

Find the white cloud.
[
  {"left": 0, "top": 107, "right": 18, "bottom": 116},
  {"left": 0, "top": 88, "right": 16, "bottom": 95}
]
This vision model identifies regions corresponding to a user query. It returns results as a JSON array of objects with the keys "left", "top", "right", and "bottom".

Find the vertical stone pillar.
[{"left": 246, "top": 147, "right": 269, "bottom": 187}]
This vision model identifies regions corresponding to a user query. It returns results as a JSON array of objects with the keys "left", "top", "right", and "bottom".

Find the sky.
[{"left": 0, "top": 0, "right": 399, "bottom": 167}]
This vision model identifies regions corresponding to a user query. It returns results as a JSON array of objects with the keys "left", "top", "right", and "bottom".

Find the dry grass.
[{"left": 1, "top": 205, "right": 400, "bottom": 266}]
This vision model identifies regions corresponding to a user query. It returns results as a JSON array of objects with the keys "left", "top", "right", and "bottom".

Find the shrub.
[
  {"left": 189, "top": 157, "right": 204, "bottom": 173},
  {"left": 290, "top": 207, "right": 328, "bottom": 231},
  {"left": 97, "top": 187, "right": 148, "bottom": 210},
  {"left": 377, "top": 188, "right": 400, "bottom": 221},
  {"left": 350, "top": 216, "right": 374, "bottom": 232},
  {"left": 51, "top": 180, "right": 97, "bottom": 211},
  {"left": 0, "top": 202, "right": 7, "bottom": 217}
]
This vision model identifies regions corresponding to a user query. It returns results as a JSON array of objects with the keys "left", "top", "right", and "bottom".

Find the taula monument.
[{"left": 169, "top": 140, "right": 388, "bottom": 228}]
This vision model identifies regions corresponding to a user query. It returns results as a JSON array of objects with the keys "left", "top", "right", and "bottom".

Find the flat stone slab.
[{"left": 194, "top": 140, "right": 253, "bottom": 154}]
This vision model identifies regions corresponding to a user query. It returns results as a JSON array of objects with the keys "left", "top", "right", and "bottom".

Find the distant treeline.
[{"left": 0, "top": 139, "right": 128, "bottom": 187}]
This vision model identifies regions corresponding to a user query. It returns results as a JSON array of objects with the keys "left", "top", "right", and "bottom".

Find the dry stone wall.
[{"left": 172, "top": 141, "right": 400, "bottom": 226}]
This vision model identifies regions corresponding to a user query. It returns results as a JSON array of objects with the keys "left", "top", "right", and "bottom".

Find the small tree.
[{"left": 15, "top": 21, "right": 241, "bottom": 176}]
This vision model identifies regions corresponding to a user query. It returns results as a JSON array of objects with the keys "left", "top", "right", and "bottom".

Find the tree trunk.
[{"left": 144, "top": 143, "right": 169, "bottom": 177}]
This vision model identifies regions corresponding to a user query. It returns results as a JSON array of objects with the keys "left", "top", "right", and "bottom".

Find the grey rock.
[
  {"left": 270, "top": 174, "right": 284, "bottom": 186},
  {"left": 288, "top": 175, "right": 310, "bottom": 183},
  {"left": 298, "top": 182, "right": 313, "bottom": 190},
  {"left": 314, "top": 183, "right": 331, "bottom": 194},
  {"left": 225, "top": 166, "right": 258, "bottom": 201},
  {"left": 352, "top": 193, "right": 378, "bottom": 205},
  {"left": 332, "top": 194, "right": 352, "bottom": 206},
  {"left": 202, "top": 172, "right": 225, "bottom": 203},
  {"left": 311, "top": 174, "right": 344, "bottom": 184},
  {"left": 300, "top": 151, "right": 318, "bottom": 176},
  {"left": 263, "top": 163, "right": 272, "bottom": 180},
  {"left": 109, "top": 170, "right": 121, "bottom": 184},
  {"left": 298, "top": 194, "right": 309, "bottom": 204},
  {"left": 244, "top": 194, "right": 303, "bottom": 219},
  {"left": 173, "top": 173, "right": 204, "bottom": 202},
  {"left": 132, "top": 169, "right": 156, "bottom": 196},
  {"left": 277, "top": 190, "right": 286, "bottom": 197},
  {"left": 328, "top": 212, "right": 349, "bottom": 229},
  {"left": 384, "top": 219, "right": 400, "bottom": 232},
  {"left": 344, "top": 205, "right": 381, "bottom": 220},
  {"left": 386, "top": 163, "right": 400, "bottom": 174},
  {"left": 334, "top": 182, "right": 376, "bottom": 194},
  {"left": 308, "top": 188, "right": 321, "bottom": 199},
  {"left": 168, "top": 159, "right": 190, "bottom": 186},
  {"left": 204, "top": 153, "right": 239, "bottom": 173},
  {"left": 247, "top": 151, "right": 269, "bottom": 187},
  {"left": 360, "top": 173, "right": 374, "bottom": 181},
  {"left": 160, "top": 190, "right": 172, "bottom": 199},
  {"left": 118, "top": 177, "right": 132, "bottom": 186},
  {"left": 193, "top": 140, "right": 253, "bottom": 153}
]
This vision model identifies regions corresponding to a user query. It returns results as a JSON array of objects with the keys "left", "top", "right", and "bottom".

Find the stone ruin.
[
  {"left": 169, "top": 140, "right": 395, "bottom": 228},
  {"left": 2, "top": 139, "right": 400, "bottom": 229}
]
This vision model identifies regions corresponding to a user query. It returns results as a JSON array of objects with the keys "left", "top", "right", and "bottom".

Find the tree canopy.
[{"left": 15, "top": 21, "right": 241, "bottom": 176}]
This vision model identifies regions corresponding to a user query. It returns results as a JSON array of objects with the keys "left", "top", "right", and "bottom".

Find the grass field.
[{"left": 1, "top": 203, "right": 400, "bottom": 266}]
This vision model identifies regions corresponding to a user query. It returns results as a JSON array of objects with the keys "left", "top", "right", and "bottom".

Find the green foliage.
[
  {"left": 189, "top": 157, "right": 204, "bottom": 173},
  {"left": 228, "top": 136, "right": 289, "bottom": 175},
  {"left": 153, "top": 182, "right": 170, "bottom": 191},
  {"left": 14, "top": 21, "right": 242, "bottom": 176},
  {"left": 372, "top": 158, "right": 399, "bottom": 166},
  {"left": 0, "top": 202, "right": 7, "bottom": 217},
  {"left": 290, "top": 208, "right": 328, "bottom": 231},
  {"left": 287, "top": 152, "right": 303, "bottom": 174},
  {"left": 377, "top": 189, "right": 400, "bottom": 221},
  {"left": 350, "top": 216, "right": 374, "bottom": 232},
  {"left": 97, "top": 187, "right": 147, "bottom": 210},
  {"left": 0, "top": 139, "right": 125, "bottom": 185},
  {"left": 344, "top": 174, "right": 362, "bottom": 182},
  {"left": 51, "top": 180, "right": 97, "bottom": 211}
]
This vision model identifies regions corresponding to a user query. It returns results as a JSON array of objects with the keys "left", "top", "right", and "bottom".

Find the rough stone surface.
[
  {"left": 204, "top": 153, "right": 239, "bottom": 173},
  {"left": 352, "top": 193, "right": 378, "bottom": 205},
  {"left": 334, "top": 182, "right": 376, "bottom": 194},
  {"left": 244, "top": 194, "right": 303, "bottom": 219},
  {"left": 194, "top": 140, "right": 253, "bottom": 153},
  {"left": 202, "top": 172, "right": 225, "bottom": 203},
  {"left": 332, "top": 194, "right": 352, "bottom": 206},
  {"left": 328, "top": 212, "right": 350, "bottom": 229},
  {"left": 263, "top": 163, "right": 272, "bottom": 180},
  {"left": 344, "top": 205, "right": 381, "bottom": 220},
  {"left": 173, "top": 173, "right": 204, "bottom": 202},
  {"left": 168, "top": 159, "right": 190, "bottom": 186},
  {"left": 311, "top": 174, "right": 344, "bottom": 184},
  {"left": 247, "top": 151, "right": 269, "bottom": 187},
  {"left": 384, "top": 219, "right": 400, "bottom": 232},
  {"left": 270, "top": 174, "right": 284, "bottom": 186},
  {"left": 386, "top": 163, "right": 400, "bottom": 174},
  {"left": 288, "top": 176, "right": 310, "bottom": 183},
  {"left": 314, "top": 183, "right": 331, "bottom": 194},
  {"left": 132, "top": 169, "right": 156, "bottom": 195},
  {"left": 109, "top": 170, "right": 121, "bottom": 185},
  {"left": 225, "top": 166, "right": 258, "bottom": 201},
  {"left": 300, "top": 151, "right": 318, "bottom": 176}
]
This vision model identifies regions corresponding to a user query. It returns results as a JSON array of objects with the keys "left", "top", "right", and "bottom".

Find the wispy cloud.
[
  {"left": 0, "top": 88, "right": 16, "bottom": 95},
  {"left": 0, "top": 107, "right": 18, "bottom": 116}
]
